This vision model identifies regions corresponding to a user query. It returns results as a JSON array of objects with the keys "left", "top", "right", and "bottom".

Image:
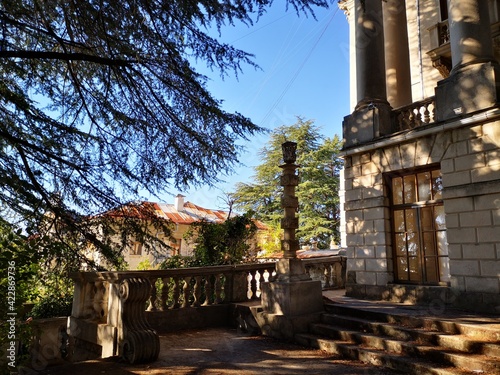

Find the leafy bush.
[
  {"left": 159, "top": 255, "right": 199, "bottom": 269},
  {"left": 186, "top": 212, "right": 258, "bottom": 266},
  {"left": 30, "top": 294, "right": 73, "bottom": 319}
]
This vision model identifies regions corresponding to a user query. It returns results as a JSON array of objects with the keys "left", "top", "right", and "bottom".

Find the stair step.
[
  {"left": 308, "top": 323, "right": 500, "bottom": 373},
  {"left": 295, "top": 333, "right": 479, "bottom": 375},
  {"left": 484, "top": 342, "right": 500, "bottom": 358},
  {"left": 316, "top": 317, "right": 500, "bottom": 355},
  {"left": 325, "top": 304, "right": 500, "bottom": 341}
]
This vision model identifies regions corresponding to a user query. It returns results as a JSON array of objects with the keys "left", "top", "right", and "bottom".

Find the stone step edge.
[
  {"left": 324, "top": 304, "right": 500, "bottom": 341},
  {"left": 294, "top": 333, "right": 481, "bottom": 375},
  {"left": 308, "top": 323, "right": 500, "bottom": 373},
  {"left": 317, "top": 316, "right": 500, "bottom": 356}
]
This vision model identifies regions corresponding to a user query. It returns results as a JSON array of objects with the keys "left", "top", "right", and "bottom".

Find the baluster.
[
  {"left": 262, "top": 269, "right": 270, "bottom": 282},
  {"left": 415, "top": 106, "right": 422, "bottom": 126},
  {"left": 255, "top": 271, "right": 262, "bottom": 298},
  {"left": 333, "top": 262, "right": 342, "bottom": 288},
  {"left": 181, "top": 276, "right": 191, "bottom": 308},
  {"left": 223, "top": 273, "right": 230, "bottom": 303},
  {"left": 192, "top": 276, "right": 202, "bottom": 307},
  {"left": 160, "top": 277, "right": 169, "bottom": 311},
  {"left": 270, "top": 269, "right": 277, "bottom": 282},
  {"left": 400, "top": 111, "right": 408, "bottom": 131},
  {"left": 246, "top": 272, "right": 252, "bottom": 299},
  {"left": 423, "top": 103, "right": 431, "bottom": 124},
  {"left": 172, "top": 277, "right": 180, "bottom": 309},
  {"left": 214, "top": 274, "right": 223, "bottom": 304},
  {"left": 250, "top": 271, "right": 258, "bottom": 299},
  {"left": 203, "top": 276, "right": 212, "bottom": 306},
  {"left": 147, "top": 277, "right": 158, "bottom": 311},
  {"left": 399, "top": 110, "right": 406, "bottom": 129},
  {"left": 408, "top": 108, "right": 416, "bottom": 128},
  {"left": 400, "top": 110, "right": 407, "bottom": 129},
  {"left": 324, "top": 264, "right": 332, "bottom": 289}
]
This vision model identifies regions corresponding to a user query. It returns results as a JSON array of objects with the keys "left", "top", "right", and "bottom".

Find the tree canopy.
[
  {"left": 0, "top": 0, "right": 330, "bottom": 268},
  {"left": 232, "top": 117, "right": 342, "bottom": 249}
]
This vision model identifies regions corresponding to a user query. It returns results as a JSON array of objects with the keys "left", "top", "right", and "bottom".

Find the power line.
[{"left": 259, "top": 6, "right": 339, "bottom": 128}]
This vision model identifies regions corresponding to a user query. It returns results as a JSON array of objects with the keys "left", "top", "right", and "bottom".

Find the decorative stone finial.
[{"left": 282, "top": 141, "right": 297, "bottom": 164}]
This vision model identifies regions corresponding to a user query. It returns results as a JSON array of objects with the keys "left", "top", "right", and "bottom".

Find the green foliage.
[
  {"left": 0, "top": 219, "right": 39, "bottom": 369},
  {"left": 0, "top": 0, "right": 330, "bottom": 271},
  {"left": 0, "top": 218, "right": 40, "bottom": 307},
  {"left": 160, "top": 255, "right": 199, "bottom": 269},
  {"left": 29, "top": 294, "right": 73, "bottom": 319},
  {"left": 232, "top": 117, "right": 343, "bottom": 248},
  {"left": 257, "top": 223, "right": 282, "bottom": 257},
  {"left": 185, "top": 212, "right": 258, "bottom": 266},
  {"left": 136, "top": 257, "right": 154, "bottom": 270}
]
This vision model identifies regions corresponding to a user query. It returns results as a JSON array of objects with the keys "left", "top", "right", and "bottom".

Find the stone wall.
[{"left": 343, "top": 118, "right": 500, "bottom": 312}]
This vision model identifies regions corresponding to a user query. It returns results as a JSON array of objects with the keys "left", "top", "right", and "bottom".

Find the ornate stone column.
[
  {"left": 260, "top": 142, "right": 323, "bottom": 320},
  {"left": 343, "top": 0, "right": 392, "bottom": 147},
  {"left": 275, "top": 141, "right": 309, "bottom": 281},
  {"left": 436, "top": 0, "right": 500, "bottom": 121}
]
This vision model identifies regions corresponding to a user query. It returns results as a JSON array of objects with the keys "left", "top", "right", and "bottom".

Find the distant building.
[
  {"left": 338, "top": 0, "right": 500, "bottom": 312},
  {"left": 97, "top": 194, "right": 268, "bottom": 270}
]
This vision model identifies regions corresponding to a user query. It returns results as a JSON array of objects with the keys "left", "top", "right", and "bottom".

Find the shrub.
[{"left": 30, "top": 294, "right": 73, "bottom": 319}]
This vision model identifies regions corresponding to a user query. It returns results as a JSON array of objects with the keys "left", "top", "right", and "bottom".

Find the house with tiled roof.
[{"left": 118, "top": 194, "right": 268, "bottom": 269}]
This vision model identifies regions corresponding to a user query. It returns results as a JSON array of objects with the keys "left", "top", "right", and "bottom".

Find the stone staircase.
[{"left": 295, "top": 301, "right": 500, "bottom": 375}]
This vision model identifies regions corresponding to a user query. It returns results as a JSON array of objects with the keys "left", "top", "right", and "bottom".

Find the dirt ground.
[{"left": 35, "top": 327, "right": 403, "bottom": 375}]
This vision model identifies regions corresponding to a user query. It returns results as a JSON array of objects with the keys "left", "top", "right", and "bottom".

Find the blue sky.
[{"left": 162, "top": 2, "right": 350, "bottom": 209}]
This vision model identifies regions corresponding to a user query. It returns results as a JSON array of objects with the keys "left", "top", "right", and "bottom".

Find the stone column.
[
  {"left": 343, "top": 0, "right": 392, "bottom": 148},
  {"left": 260, "top": 142, "right": 323, "bottom": 319},
  {"left": 436, "top": 0, "right": 500, "bottom": 121},
  {"left": 354, "top": 0, "right": 387, "bottom": 108},
  {"left": 338, "top": 0, "right": 357, "bottom": 112},
  {"left": 383, "top": 0, "right": 412, "bottom": 108},
  {"left": 276, "top": 141, "right": 309, "bottom": 281},
  {"left": 449, "top": 0, "right": 495, "bottom": 70}
]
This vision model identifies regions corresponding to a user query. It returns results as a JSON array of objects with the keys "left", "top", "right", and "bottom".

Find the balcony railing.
[
  {"left": 67, "top": 256, "right": 346, "bottom": 363},
  {"left": 393, "top": 97, "right": 436, "bottom": 132}
]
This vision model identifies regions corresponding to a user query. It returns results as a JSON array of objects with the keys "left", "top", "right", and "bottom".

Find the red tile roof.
[
  {"left": 103, "top": 200, "right": 268, "bottom": 230},
  {"left": 154, "top": 201, "right": 229, "bottom": 224}
]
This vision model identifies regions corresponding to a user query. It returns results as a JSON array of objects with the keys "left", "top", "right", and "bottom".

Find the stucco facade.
[{"left": 339, "top": 0, "right": 500, "bottom": 312}]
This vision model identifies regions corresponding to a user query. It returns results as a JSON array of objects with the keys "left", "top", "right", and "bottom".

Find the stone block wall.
[
  {"left": 440, "top": 122, "right": 500, "bottom": 310},
  {"left": 342, "top": 119, "right": 500, "bottom": 312}
]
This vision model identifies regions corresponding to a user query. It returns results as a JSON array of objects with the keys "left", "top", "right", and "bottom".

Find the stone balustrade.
[
  {"left": 303, "top": 255, "right": 346, "bottom": 290},
  {"left": 393, "top": 97, "right": 436, "bottom": 132},
  {"left": 67, "top": 257, "right": 345, "bottom": 363}
]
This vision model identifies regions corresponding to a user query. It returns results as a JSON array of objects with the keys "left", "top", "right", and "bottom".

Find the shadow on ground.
[{"left": 38, "top": 327, "right": 403, "bottom": 375}]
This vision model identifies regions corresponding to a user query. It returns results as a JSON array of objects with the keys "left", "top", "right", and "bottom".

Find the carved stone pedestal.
[
  {"left": 256, "top": 141, "right": 325, "bottom": 340},
  {"left": 261, "top": 278, "right": 323, "bottom": 316},
  {"left": 343, "top": 100, "right": 393, "bottom": 148},
  {"left": 436, "top": 61, "right": 500, "bottom": 121}
]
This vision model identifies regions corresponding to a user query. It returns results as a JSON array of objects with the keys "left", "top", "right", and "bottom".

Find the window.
[
  {"left": 439, "top": 0, "right": 448, "bottom": 21},
  {"left": 388, "top": 167, "right": 449, "bottom": 285},
  {"left": 169, "top": 238, "right": 181, "bottom": 256},
  {"left": 131, "top": 242, "right": 143, "bottom": 256}
]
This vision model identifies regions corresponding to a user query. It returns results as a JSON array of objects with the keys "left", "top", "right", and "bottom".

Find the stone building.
[{"left": 338, "top": 0, "right": 500, "bottom": 312}]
